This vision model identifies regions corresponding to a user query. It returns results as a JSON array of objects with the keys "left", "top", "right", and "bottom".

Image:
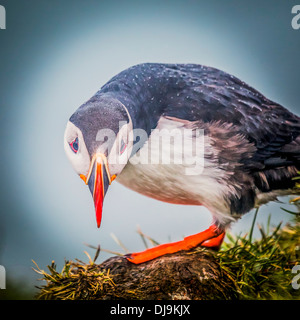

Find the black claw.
[{"left": 124, "top": 253, "right": 133, "bottom": 260}]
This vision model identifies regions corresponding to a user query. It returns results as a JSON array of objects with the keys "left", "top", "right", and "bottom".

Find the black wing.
[
  {"left": 161, "top": 64, "right": 300, "bottom": 167},
  {"left": 160, "top": 64, "right": 300, "bottom": 191}
]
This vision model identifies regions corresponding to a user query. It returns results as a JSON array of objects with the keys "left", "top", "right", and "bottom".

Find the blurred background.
[{"left": 0, "top": 0, "right": 299, "bottom": 298}]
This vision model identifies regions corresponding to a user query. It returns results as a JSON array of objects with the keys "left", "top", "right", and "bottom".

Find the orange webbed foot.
[{"left": 125, "top": 225, "right": 224, "bottom": 264}]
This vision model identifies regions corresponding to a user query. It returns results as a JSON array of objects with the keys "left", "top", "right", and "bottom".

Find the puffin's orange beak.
[
  {"left": 92, "top": 159, "right": 105, "bottom": 228},
  {"left": 80, "top": 154, "right": 115, "bottom": 228}
]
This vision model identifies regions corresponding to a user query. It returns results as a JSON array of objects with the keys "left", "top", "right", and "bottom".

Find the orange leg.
[
  {"left": 125, "top": 225, "right": 224, "bottom": 264},
  {"left": 201, "top": 232, "right": 225, "bottom": 249}
]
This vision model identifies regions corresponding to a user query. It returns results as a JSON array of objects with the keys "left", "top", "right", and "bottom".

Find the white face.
[
  {"left": 64, "top": 121, "right": 90, "bottom": 176},
  {"left": 64, "top": 119, "right": 133, "bottom": 178}
]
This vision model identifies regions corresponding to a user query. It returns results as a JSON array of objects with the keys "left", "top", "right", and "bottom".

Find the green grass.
[{"left": 217, "top": 212, "right": 300, "bottom": 299}]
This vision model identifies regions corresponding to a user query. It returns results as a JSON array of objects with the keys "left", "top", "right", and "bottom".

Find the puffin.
[{"left": 64, "top": 63, "right": 300, "bottom": 264}]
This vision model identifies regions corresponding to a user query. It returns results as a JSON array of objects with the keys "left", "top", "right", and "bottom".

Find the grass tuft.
[{"left": 33, "top": 256, "right": 115, "bottom": 300}]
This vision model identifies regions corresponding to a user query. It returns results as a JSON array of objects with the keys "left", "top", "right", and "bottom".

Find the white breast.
[{"left": 116, "top": 117, "right": 233, "bottom": 222}]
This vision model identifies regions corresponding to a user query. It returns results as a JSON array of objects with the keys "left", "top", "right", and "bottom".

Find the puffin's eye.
[
  {"left": 70, "top": 137, "right": 79, "bottom": 153},
  {"left": 120, "top": 138, "right": 127, "bottom": 155}
]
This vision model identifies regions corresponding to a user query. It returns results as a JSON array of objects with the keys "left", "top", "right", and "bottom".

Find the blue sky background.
[{"left": 0, "top": 0, "right": 299, "bottom": 294}]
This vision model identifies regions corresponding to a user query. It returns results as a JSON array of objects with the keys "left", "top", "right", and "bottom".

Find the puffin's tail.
[{"left": 253, "top": 134, "right": 300, "bottom": 194}]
